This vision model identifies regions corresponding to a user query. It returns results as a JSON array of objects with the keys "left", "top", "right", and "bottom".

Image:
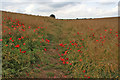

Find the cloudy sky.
[{"left": 0, "top": 0, "right": 120, "bottom": 19}]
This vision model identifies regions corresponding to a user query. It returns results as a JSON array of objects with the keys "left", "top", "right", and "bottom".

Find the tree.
[{"left": 50, "top": 14, "right": 55, "bottom": 18}]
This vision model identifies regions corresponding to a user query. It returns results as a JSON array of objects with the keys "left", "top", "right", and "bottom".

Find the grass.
[{"left": 1, "top": 11, "right": 119, "bottom": 78}]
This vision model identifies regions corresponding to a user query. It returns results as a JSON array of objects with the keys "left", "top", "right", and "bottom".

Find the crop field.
[{"left": 0, "top": 11, "right": 119, "bottom": 78}]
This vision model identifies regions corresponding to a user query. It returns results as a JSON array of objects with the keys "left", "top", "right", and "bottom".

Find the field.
[{"left": 0, "top": 11, "right": 119, "bottom": 78}]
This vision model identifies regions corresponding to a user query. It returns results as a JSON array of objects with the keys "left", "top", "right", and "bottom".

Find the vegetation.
[{"left": 1, "top": 11, "right": 119, "bottom": 78}]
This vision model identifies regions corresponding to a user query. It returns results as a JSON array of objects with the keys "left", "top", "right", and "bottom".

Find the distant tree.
[
  {"left": 76, "top": 18, "right": 79, "bottom": 20},
  {"left": 50, "top": 14, "right": 55, "bottom": 18}
]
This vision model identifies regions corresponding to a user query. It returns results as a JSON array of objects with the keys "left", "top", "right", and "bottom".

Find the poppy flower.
[
  {"left": 15, "top": 45, "right": 20, "bottom": 48},
  {"left": 21, "top": 36, "right": 24, "bottom": 39},
  {"left": 63, "top": 62, "right": 65, "bottom": 64},
  {"left": 22, "top": 51, "right": 26, "bottom": 53},
  {"left": 110, "top": 29, "right": 112, "bottom": 31},
  {"left": 0, "top": 39, "right": 2, "bottom": 41},
  {"left": 28, "top": 26, "right": 31, "bottom": 29},
  {"left": 18, "top": 38, "right": 21, "bottom": 40},
  {"left": 23, "top": 43, "right": 25, "bottom": 45},
  {"left": 44, "top": 48, "right": 47, "bottom": 51},
  {"left": 79, "top": 59, "right": 82, "bottom": 61},
  {"left": 70, "top": 63, "right": 72, "bottom": 65},
  {"left": 9, "top": 38, "right": 12, "bottom": 40},
  {"left": 61, "top": 59, "right": 65, "bottom": 61},
  {"left": 66, "top": 58, "right": 69, "bottom": 60},
  {"left": 96, "top": 40, "right": 98, "bottom": 42},
  {"left": 66, "top": 62, "right": 69, "bottom": 64},
  {"left": 19, "top": 49, "right": 21, "bottom": 52},
  {"left": 83, "top": 70, "right": 85, "bottom": 73},
  {"left": 12, "top": 40, "right": 14, "bottom": 42}
]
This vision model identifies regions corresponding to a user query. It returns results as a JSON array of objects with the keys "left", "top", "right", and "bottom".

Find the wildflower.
[
  {"left": 100, "top": 37, "right": 102, "bottom": 39},
  {"left": 88, "top": 77, "right": 90, "bottom": 78},
  {"left": 0, "top": 39, "right": 2, "bottom": 41},
  {"left": 15, "top": 44, "right": 20, "bottom": 48},
  {"left": 22, "top": 51, "right": 26, "bottom": 53},
  {"left": 116, "top": 34, "right": 118, "bottom": 37},
  {"left": 96, "top": 40, "right": 98, "bottom": 42},
  {"left": 78, "top": 50, "right": 80, "bottom": 52},
  {"left": 63, "top": 62, "right": 65, "bottom": 64},
  {"left": 83, "top": 70, "right": 85, "bottom": 73},
  {"left": 9, "top": 32, "right": 11, "bottom": 34},
  {"left": 9, "top": 38, "right": 12, "bottom": 40},
  {"left": 18, "top": 38, "right": 21, "bottom": 40},
  {"left": 70, "top": 63, "right": 72, "bottom": 65},
  {"left": 19, "top": 49, "right": 21, "bottom": 52},
  {"left": 66, "top": 58, "right": 69, "bottom": 60},
  {"left": 28, "top": 26, "right": 31, "bottom": 29},
  {"left": 61, "top": 58, "right": 65, "bottom": 61},
  {"left": 66, "top": 62, "right": 69, "bottom": 64},
  {"left": 105, "top": 29, "right": 107, "bottom": 31},
  {"left": 21, "top": 36, "right": 24, "bottom": 39},
  {"left": 12, "top": 40, "right": 14, "bottom": 42},
  {"left": 104, "top": 36, "right": 105, "bottom": 38},
  {"left": 44, "top": 48, "right": 47, "bottom": 51},
  {"left": 79, "top": 59, "right": 82, "bottom": 61},
  {"left": 23, "top": 43, "right": 25, "bottom": 45},
  {"left": 6, "top": 45, "right": 8, "bottom": 46}
]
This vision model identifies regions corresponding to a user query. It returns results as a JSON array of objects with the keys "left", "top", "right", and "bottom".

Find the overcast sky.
[{"left": 0, "top": 0, "right": 120, "bottom": 19}]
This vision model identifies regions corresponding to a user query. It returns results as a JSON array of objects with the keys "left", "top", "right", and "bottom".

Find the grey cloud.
[
  {"left": 96, "top": 2, "right": 117, "bottom": 5},
  {"left": 49, "top": 2, "right": 80, "bottom": 8}
]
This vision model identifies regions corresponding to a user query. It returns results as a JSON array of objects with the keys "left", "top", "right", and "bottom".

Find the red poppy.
[
  {"left": 0, "top": 39, "right": 2, "bottom": 41},
  {"left": 61, "top": 58, "right": 65, "bottom": 61},
  {"left": 66, "top": 62, "right": 69, "bottom": 64},
  {"left": 21, "top": 36, "right": 24, "bottom": 39},
  {"left": 23, "top": 43, "right": 25, "bottom": 45},
  {"left": 88, "top": 77, "right": 90, "bottom": 78},
  {"left": 66, "top": 58, "right": 69, "bottom": 60},
  {"left": 63, "top": 62, "right": 65, "bottom": 64},
  {"left": 79, "top": 59, "right": 82, "bottom": 61},
  {"left": 83, "top": 70, "right": 85, "bottom": 73},
  {"left": 110, "top": 29, "right": 112, "bottom": 31},
  {"left": 18, "top": 38, "right": 21, "bottom": 40},
  {"left": 28, "top": 26, "right": 31, "bottom": 29},
  {"left": 44, "top": 48, "right": 47, "bottom": 51},
  {"left": 12, "top": 40, "right": 14, "bottom": 42},
  {"left": 22, "top": 51, "right": 26, "bottom": 53},
  {"left": 15, "top": 45, "right": 20, "bottom": 48},
  {"left": 19, "top": 49, "right": 21, "bottom": 52},
  {"left": 96, "top": 40, "right": 98, "bottom": 42},
  {"left": 78, "top": 50, "right": 80, "bottom": 52},
  {"left": 9, "top": 38, "right": 12, "bottom": 40},
  {"left": 100, "top": 37, "right": 102, "bottom": 39},
  {"left": 70, "top": 63, "right": 72, "bottom": 65},
  {"left": 9, "top": 32, "right": 11, "bottom": 34}
]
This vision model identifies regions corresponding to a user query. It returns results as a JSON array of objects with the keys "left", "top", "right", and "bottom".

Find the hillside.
[{"left": 1, "top": 11, "right": 119, "bottom": 79}]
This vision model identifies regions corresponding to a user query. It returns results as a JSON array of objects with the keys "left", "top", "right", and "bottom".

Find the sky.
[{"left": 0, "top": 0, "right": 120, "bottom": 19}]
